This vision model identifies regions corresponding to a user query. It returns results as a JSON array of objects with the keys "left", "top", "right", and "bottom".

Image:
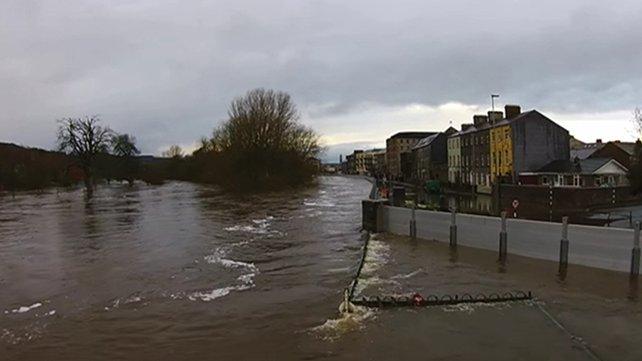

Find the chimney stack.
[
  {"left": 473, "top": 115, "right": 488, "bottom": 126},
  {"left": 504, "top": 105, "right": 521, "bottom": 120},
  {"left": 461, "top": 123, "right": 474, "bottom": 131},
  {"left": 487, "top": 111, "right": 504, "bottom": 124},
  {"left": 596, "top": 139, "right": 602, "bottom": 144}
]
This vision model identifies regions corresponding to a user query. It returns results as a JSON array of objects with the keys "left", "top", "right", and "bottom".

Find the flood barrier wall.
[{"left": 381, "top": 205, "right": 636, "bottom": 273}]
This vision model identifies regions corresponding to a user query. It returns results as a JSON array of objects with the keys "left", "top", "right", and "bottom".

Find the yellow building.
[{"left": 490, "top": 123, "right": 513, "bottom": 182}]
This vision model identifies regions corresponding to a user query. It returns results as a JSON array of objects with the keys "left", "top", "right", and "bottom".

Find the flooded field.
[{"left": 1, "top": 176, "right": 641, "bottom": 360}]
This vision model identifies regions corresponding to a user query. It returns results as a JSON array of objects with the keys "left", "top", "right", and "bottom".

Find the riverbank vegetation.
[
  {"left": 0, "top": 117, "right": 146, "bottom": 194},
  {"left": 1, "top": 89, "right": 321, "bottom": 193},
  {"left": 145, "top": 89, "right": 322, "bottom": 190},
  {"left": 191, "top": 89, "right": 321, "bottom": 189}
]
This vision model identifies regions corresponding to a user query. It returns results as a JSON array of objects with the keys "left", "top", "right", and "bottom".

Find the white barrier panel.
[
  {"left": 381, "top": 205, "right": 634, "bottom": 273},
  {"left": 415, "top": 209, "right": 450, "bottom": 241},
  {"left": 567, "top": 224, "right": 631, "bottom": 272},
  {"left": 383, "top": 206, "right": 411, "bottom": 235}
]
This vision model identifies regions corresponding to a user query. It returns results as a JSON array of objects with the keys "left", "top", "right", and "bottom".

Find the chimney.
[
  {"left": 596, "top": 139, "right": 602, "bottom": 144},
  {"left": 615, "top": 140, "right": 621, "bottom": 143},
  {"left": 473, "top": 115, "right": 488, "bottom": 126},
  {"left": 461, "top": 123, "right": 474, "bottom": 131},
  {"left": 487, "top": 111, "right": 504, "bottom": 124},
  {"left": 504, "top": 105, "right": 521, "bottom": 120}
]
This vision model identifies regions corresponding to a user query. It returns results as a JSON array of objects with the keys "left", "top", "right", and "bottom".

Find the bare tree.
[
  {"left": 112, "top": 134, "right": 140, "bottom": 158},
  {"left": 162, "top": 145, "right": 184, "bottom": 158},
  {"left": 57, "top": 116, "right": 113, "bottom": 194},
  {"left": 211, "top": 88, "right": 321, "bottom": 187},
  {"left": 112, "top": 133, "right": 140, "bottom": 185},
  {"left": 213, "top": 88, "right": 321, "bottom": 157},
  {"left": 634, "top": 107, "right": 642, "bottom": 139}
]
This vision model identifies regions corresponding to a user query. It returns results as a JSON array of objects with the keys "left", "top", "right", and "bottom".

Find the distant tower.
[{"left": 339, "top": 154, "right": 343, "bottom": 163}]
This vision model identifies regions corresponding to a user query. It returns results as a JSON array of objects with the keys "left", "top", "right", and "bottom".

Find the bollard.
[
  {"left": 631, "top": 221, "right": 641, "bottom": 277},
  {"left": 559, "top": 216, "right": 569, "bottom": 274},
  {"left": 449, "top": 208, "right": 457, "bottom": 247},
  {"left": 409, "top": 206, "right": 417, "bottom": 239},
  {"left": 498, "top": 211, "right": 508, "bottom": 263}
]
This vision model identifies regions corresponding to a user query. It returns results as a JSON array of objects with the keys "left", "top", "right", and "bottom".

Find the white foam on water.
[
  {"left": 353, "top": 276, "right": 400, "bottom": 296},
  {"left": 229, "top": 240, "right": 250, "bottom": 247},
  {"left": 188, "top": 287, "right": 234, "bottom": 301},
  {"left": 303, "top": 201, "right": 336, "bottom": 207},
  {"left": 219, "top": 258, "right": 259, "bottom": 272},
  {"left": 188, "top": 284, "right": 252, "bottom": 302},
  {"left": 309, "top": 306, "right": 377, "bottom": 341},
  {"left": 224, "top": 225, "right": 266, "bottom": 233},
  {"left": 252, "top": 216, "right": 274, "bottom": 224},
  {"left": 442, "top": 301, "right": 513, "bottom": 314},
  {"left": 124, "top": 295, "right": 142, "bottom": 304},
  {"left": 224, "top": 216, "right": 281, "bottom": 235},
  {"left": 204, "top": 250, "right": 259, "bottom": 273},
  {"left": 8, "top": 303, "right": 42, "bottom": 314},
  {"left": 237, "top": 273, "right": 256, "bottom": 285},
  {"left": 187, "top": 247, "right": 260, "bottom": 302},
  {"left": 391, "top": 268, "right": 423, "bottom": 280},
  {"left": 104, "top": 294, "right": 145, "bottom": 311},
  {"left": 361, "top": 237, "right": 390, "bottom": 275}
]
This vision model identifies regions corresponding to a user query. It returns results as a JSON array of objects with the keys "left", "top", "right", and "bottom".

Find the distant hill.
[
  {"left": 0, "top": 142, "right": 165, "bottom": 191},
  {"left": 0, "top": 142, "right": 76, "bottom": 190}
]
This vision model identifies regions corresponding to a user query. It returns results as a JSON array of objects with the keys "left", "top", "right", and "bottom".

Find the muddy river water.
[{"left": 1, "top": 176, "right": 641, "bottom": 360}]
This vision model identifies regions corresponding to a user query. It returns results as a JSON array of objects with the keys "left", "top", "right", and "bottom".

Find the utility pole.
[{"left": 491, "top": 94, "right": 500, "bottom": 111}]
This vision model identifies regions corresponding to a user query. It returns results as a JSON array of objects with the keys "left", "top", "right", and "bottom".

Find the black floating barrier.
[{"left": 351, "top": 290, "right": 533, "bottom": 308}]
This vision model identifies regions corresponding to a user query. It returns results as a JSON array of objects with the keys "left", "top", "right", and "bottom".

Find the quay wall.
[{"left": 498, "top": 185, "right": 641, "bottom": 213}]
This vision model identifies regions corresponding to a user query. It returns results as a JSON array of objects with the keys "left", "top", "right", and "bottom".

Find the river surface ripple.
[{"left": 0, "top": 176, "right": 370, "bottom": 360}]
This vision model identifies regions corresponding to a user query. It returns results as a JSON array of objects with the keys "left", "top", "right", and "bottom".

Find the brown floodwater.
[{"left": 1, "top": 176, "right": 641, "bottom": 360}]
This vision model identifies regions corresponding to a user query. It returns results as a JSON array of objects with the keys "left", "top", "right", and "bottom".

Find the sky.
[{"left": 2, "top": 0, "right": 642, "bottom": 162}]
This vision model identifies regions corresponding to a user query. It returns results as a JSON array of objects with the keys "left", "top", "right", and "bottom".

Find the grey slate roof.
[
  {"left": 613, "top": 142, "right": 637, "bottom": 155},
  {"left": 413, "top": 133, "right": 440, "bottom": 150},
  {"left": 536, "top": 158, "right": 615, "bottom": 174},
  {"left": 389, "top": 131, "right": 436, "bottom": 139},
  {"left": 570, "top": 147, "right": 600, "bottom": 160}
]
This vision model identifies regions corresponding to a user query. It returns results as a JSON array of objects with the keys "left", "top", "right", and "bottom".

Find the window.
[
  {"left": 542, "top": 176, "right": 549, "bottom": 185},
  {"left": 573, "top": 175, "right": 581, "bottom": 187}
]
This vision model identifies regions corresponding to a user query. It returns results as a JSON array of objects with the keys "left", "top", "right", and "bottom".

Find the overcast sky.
[{"left": 2, "top": 0, "right": 642, "bottom": 162}]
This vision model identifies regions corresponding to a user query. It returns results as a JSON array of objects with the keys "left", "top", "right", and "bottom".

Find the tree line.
[
  {"left": 0, "top": 117, "right": 144, "bottom": 194},
  {"left": 0, "top": 88, "right": 322, "bottom": 194}
]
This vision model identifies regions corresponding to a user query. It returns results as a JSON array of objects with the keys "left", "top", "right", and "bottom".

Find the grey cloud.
[{"left": 1, "top": 0, "right": 642, "bottom": 154}]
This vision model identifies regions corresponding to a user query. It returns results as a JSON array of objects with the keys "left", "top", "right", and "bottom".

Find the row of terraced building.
[
  {"left": 344, "top": 104, "right": 632, "bottom": 194},
  {"left": 447, "top": 105, "right": 570, "bottom": 193}
]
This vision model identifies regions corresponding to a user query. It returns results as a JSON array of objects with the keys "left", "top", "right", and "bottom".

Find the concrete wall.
[
  {"left": 382, "top": 205, "right": 635, "bottom": 273},
  {"left": 499, "top": 185, "right": 641, "bottom": 221}
]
